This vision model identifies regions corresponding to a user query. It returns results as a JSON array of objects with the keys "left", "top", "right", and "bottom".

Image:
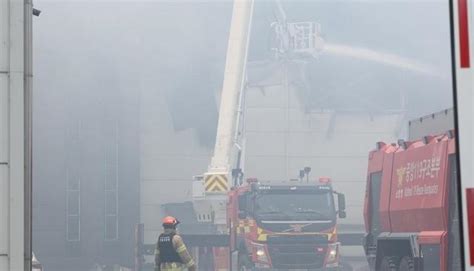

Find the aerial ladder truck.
[
  {"left": 187, "top": 0, "right": 346, "bottom": 270},
  {"left": 191, "top": 0, "right": 326, "bottom": 237}
]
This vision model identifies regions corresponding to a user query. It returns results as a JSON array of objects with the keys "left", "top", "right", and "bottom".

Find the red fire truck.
[
  {"left": 363, "top": 130, "right": 462, "bottom": 271},
  {"left": 227, "top": 178, "right": 347, "bottom": 270}
]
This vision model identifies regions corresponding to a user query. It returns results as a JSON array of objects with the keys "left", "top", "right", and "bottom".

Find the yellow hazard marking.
[
  {"left": 254, "top": 226, "right": 334, "bottom": 242},
  {"left": 237, "top": 226, "right": 247, "bottom": 234},
  {"left": 327, "top": 227, "right": 337, "bottom": 241},
  {"left": 236, "top": 220, "right": 255, "bottom": 234},
  {"left": 204, "top": 174, "right": 229, "bottom": 192},
  {"left": 257, "top": 227, "right": 267, "bottom": 241}
]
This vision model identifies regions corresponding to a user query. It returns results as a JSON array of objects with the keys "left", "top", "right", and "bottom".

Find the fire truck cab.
[{"left": 227, "top": 179, "right": 346, "bottom": 270}]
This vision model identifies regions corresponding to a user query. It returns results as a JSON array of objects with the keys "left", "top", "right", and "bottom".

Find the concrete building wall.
[
  {"left": 242, "top": 66, "right": 402, "bottom": 227},
  {"left": 139, "top": 87, "right": 212, "bottom": 242},
  {"left": 32, "top": 48, "right": 140, "bottom": 269}
]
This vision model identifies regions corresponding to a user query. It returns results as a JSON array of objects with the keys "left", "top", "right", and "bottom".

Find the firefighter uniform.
[{"left": 154, "top": 228, "right": 196, "bottom": 271}]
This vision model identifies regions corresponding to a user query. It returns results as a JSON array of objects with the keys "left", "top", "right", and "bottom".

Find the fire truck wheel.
[
  {"left": 237, "top": 250, "right": 254, "bottom": 271},
  {"left": 379, "top": 256, "right": 398, "bottom": 271},
  {"left": 398, "top": 256, "right": 415, "bottom": 271}
]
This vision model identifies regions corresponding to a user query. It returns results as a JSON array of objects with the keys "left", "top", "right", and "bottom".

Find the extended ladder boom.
[{"left": 204, "top": 0, "right": 254, "bottom": 193}]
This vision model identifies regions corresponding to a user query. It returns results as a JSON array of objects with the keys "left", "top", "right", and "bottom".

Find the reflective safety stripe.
[
  {"left": 237, "top": 219, "right": 255, "bottom": 234},
  {"left": 176, "top": 244, "right": 187, "bottom": 253},
  {"left": 257, "top": 227, "right": 267, "bottom": 241},
  {"left": 185, "top": 259, "right": 195, "bottom": 268},
  {"left": 160, "top": 262, "right": 184, "bottom": 271},
  {"left": 327, "top": 227, "right": 337, "bottom": 241}
]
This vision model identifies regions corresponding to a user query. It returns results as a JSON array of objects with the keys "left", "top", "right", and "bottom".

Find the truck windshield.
[{"left": 255, "top": 192, "right": 335, "bottom": 221}]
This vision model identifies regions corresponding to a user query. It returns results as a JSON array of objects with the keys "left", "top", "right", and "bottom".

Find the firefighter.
[{"left": 154, "top": 216, "right": 196, "bottom": 271}]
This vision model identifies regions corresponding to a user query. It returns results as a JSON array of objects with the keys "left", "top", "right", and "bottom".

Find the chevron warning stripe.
[{"left": 204, "top": 174, "right": 229, "bottom": 192}]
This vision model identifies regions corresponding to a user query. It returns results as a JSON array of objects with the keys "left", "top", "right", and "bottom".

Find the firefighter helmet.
[{"left": 162, "top": 216, "right": 179, "bottom": 226}]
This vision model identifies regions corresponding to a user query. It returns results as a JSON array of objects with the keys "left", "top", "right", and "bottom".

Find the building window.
[
  {"left": 105, "top": 122, "right": 119, "bottom": 241},
  {"left": 66, "top": 171, "right": 80, "bottom": 242}
]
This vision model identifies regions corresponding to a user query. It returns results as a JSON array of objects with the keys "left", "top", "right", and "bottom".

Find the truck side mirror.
[
  {"left": 338, "top": 210, "right": 347, "bottom": 219},
  {"left": 337, "top": 193, "right": 346, "bottom": 218},
  {"left": 238, "top": 211, "right": 247, "bottom": 219}
]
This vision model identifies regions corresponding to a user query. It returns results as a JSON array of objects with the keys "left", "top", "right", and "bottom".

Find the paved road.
[
  {"left": 340, "top": 245, "right": 369, "bottom": 271},
  {"left": 346, "top": 260, "right": 369, "bottom": 271}
]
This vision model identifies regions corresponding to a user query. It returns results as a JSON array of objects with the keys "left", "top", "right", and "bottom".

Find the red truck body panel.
[
  {"left": 365, "top": 135, "right": 454, "bottom": 234},
  {"left": 364, "top": 133, "right": 457, "bottom": 271},
  {"left": 389, "top": 139, "right": 449, "bottom": 232}
]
